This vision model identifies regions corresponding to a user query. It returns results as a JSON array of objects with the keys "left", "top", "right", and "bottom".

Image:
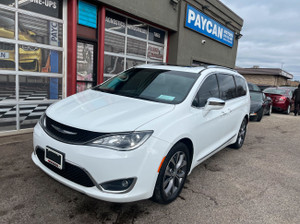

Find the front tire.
[
  {"left": 256, "top": 108, "right": 263, "bottom": 122},
  {"left": 152, "top": 142, "right": 189, "bottom": 204},
  {"left": 230, "top": 117, "right": 247, "bottom": 149}
]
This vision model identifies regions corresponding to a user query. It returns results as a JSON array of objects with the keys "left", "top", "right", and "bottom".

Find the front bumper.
[{"left": 32, "top": 123, "right": 170, "bottom": 203}]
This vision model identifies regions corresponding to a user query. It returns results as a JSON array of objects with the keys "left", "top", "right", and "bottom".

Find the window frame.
[{"left": 192, "top": 72, "right": 246, "bottom": 108}]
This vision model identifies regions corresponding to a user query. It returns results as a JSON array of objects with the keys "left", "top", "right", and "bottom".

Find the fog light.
[
  {"left": 100, "top": 178, "right": 136, "bottom": 193},
  {"left": 122, "top": 180, "right": 129, "bottom": 188}
]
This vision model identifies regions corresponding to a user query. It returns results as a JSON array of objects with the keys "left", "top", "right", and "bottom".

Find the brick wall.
[{"left": 242, "top": 75, "right": 289, "bottom": 86}]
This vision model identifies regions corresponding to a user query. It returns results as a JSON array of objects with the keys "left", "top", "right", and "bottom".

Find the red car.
[{"left": 263, "top": 87, "right": 294, "bottom": 114}]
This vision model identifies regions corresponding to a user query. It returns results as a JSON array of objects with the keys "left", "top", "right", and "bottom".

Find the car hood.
[
  {"left": 250, "top": 101, "right": 262, "bottom": 113},
  {"left": 46, "top": 90, "right": 175, "bottom": 133}
]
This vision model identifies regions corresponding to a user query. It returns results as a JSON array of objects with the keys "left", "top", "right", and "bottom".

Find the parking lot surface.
[{"left": 0, "top": 113, "right": 300, "bottom": 224}]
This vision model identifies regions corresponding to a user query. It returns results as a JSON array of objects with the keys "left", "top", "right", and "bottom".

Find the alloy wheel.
[
  {"left": 237, "top": 119, "right": 246, "bottom": 146},
  {"left": 162, "top": 151, "right": 187, "bottom": 198}
]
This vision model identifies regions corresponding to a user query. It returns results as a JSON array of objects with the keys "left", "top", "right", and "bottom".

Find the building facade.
[
  {"left": 236, "top": 67, "right": 294, "bottom": 88},
  {"left": 0, "top": 0, "right": 243, "bottom": 134}
]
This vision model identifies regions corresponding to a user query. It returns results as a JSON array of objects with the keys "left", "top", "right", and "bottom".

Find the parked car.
[
  {"left": 32, "top": 64, "right": 250, "bottom": 204},
  {"left": 257, "top": 85, "right": 272, "bottom": 91},
  {"left": 279, "top": 86, "right": 297, "bottom": 93},
  {"left": 249, "top": 91, "right": 272, "bottom": 121},
  {"left": 248, "top": 82, "right": 261, "bottom": 91},
  {"left": 263, "top": 87, "right": 294, "bottom": 114}
]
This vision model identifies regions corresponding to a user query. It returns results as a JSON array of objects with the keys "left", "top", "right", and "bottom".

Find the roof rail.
[
  {"left": 141, "top": 63, "right": 237, "bottom": 72},
  {"left": 205, "top": 65, "right": 237, "bottom": 72}
]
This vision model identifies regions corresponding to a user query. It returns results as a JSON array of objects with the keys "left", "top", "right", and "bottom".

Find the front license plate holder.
[{"left": 44, "top": 146, "right": 65, "bottom": 170}]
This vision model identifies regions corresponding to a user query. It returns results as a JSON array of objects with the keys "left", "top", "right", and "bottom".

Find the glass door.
[{"left": 76, "top": 40, "right": 97, "bottom": 92}]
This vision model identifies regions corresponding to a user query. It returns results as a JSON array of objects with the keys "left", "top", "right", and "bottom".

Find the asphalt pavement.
[{"left": 0, "top": 113, "right": 300, "bottom": 224}]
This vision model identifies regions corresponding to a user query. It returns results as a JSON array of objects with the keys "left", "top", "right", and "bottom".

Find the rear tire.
[
  {"left": 230, "top": 117, "right": 247, "bottom": 149},
  {"left": 152, "top": 142, "right": 189, "bottom": 204}
]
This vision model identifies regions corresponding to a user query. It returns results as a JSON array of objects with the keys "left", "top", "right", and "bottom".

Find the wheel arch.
[
  {"left": 244, "top": 114, "right": 249, "bottom": 123},
  {"left": 176, "top": 138, "right": 194, "bottom": 173}
]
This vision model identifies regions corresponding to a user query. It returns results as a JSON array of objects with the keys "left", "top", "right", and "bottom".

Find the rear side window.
[
  {"left": 217, "top": 74, "right": 236, "bottom": 100},
  {"left": 193, "top": 74, "right": 219, "bottom": 107},
  {"left": 235, "top": 76, "right": 247, "bottom": 97}
]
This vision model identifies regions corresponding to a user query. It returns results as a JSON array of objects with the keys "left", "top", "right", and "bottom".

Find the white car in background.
[{"left": 32, "top": 64, "right": 250, "bottom": 204}]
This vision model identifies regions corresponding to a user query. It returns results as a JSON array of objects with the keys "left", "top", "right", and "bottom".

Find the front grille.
[
  {"left": 44, "top": 115, "right": 104, "bottom": 144},
  {"left": 36, "top": 147, "right": 95, "bottom": 187}
]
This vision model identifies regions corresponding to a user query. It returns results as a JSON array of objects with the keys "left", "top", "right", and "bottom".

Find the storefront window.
[
  {"left": 19, "top": 103, "right": 51, "bottom": 129},
  {"left": 127, "top": 19, "right": 147, "bottom": 39},
  {"left": 18, "top": 0, "right": 62, "bottom": 19},
  {"left": 105, "top": 11, "right": 126, "bottom": 33},
  {"left": 149, "top": 26, "right": 165, "bottom": 44},
  {"left": 104, "top": 32, "right": 125, "bottom": 53},
  {"left": 104, "top": 55, "right": 124, "bottom": 75},
  {"left": 0, "top": 42, "right": 15, "bottom": 70},
  {"left": 19, "top": 46, "right": 62, "bottom": 73},
  {"left": 0, "top": 9, "right": 15, "bottom": 39},
  {"left": 104, "top": 10, "right": 167, "bottom": 80},
  {"left": 0, "top": 1, "right": 64, "bottom": 133},
  {"left": 0, "top": 1, "right": 15, "bottom": 7},
  {"left": 0, "top": 75, "right": 15, "bottom": 101},
  {"left": 127, "top": 38, "right": 147, "bottom": 58},
  {"left": 19, "top": 76, "right": 62, "bottom": 100},
  {"left": 19, "top": 14, "right": 63, "bottom": 47},
  {"left": 0, "top": 104, "right": 16, "bottom": 132},
  {"left": 126, "top": 59, "right": 145, "bottom": 70},
  {"left": 147, "top": 44, "right": 164, "bottom": 61}
]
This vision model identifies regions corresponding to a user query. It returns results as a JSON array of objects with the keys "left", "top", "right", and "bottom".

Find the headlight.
[
  {"left": 90, "top": 131, "right": 153, "bottom": 151},
  {"left": 21, "top": 45, "right": 39, "bottom": 51}
]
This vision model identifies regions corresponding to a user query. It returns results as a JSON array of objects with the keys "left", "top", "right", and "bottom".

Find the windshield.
[
  {"left": 250, "top": 91, "right": 263, "bottom": 102},
  {"left": 93, "top": 68, "right": 200, "bottom": 104},
  {"left": 264, "top": 88, "right": 286, "bottom": 95}
]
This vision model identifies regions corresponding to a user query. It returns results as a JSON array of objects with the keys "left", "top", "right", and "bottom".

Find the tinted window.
[
  {"left": 193, "top": 74, "right": 219, "bottom": 107},
  {"left": 94, "top": 68, "right": 200, "bottom": 104},
  {"left": 250, "top": 91, "right": 263, "bottom": 102},
  {"left": 235, "top": 76, "right": 247, "bottom": 97},
  {"left": 248, "top": 82, "right": 261, "bottom": 91},
  {"left": 217, "top": 74, "right": 237, "bottom": 100},
  {"left": 264, "top": 88, "right": 287, "bottom": 95}
]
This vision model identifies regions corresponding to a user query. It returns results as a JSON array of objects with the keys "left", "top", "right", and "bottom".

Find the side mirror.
[{"left": 203, "top": 97, "right": 225, "bottom": 116}]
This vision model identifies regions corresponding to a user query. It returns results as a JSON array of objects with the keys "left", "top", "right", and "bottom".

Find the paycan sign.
[{"left": 185, "top": 4, "right": 234, "bottom": 47}]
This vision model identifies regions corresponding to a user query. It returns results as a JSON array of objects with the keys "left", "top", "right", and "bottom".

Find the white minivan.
[{"left": 32, "top": 64, "right": 250, "bottom": 204}]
